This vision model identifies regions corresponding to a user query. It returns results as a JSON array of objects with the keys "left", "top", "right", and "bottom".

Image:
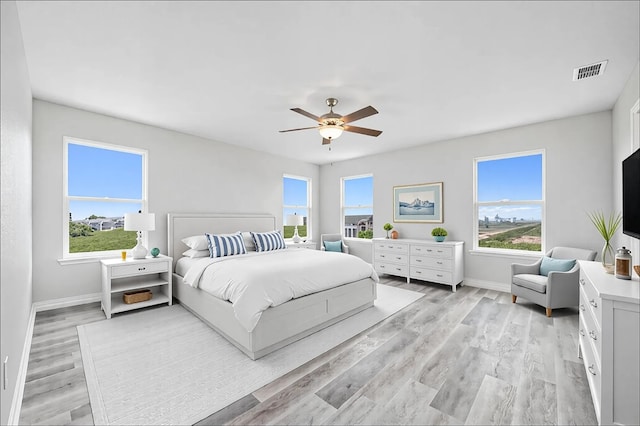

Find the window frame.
[
  {"left": 472, "top": 149, "right": 545, "bottom": 256},
  {"left": 62, "top": 136, "right": 148, "bottom": 260},
  {"left": 282, "top": 174, "right": 312, "bottom": 240},
  {"left": 341, "top": 173, "right": 374, "bottom": 240}
]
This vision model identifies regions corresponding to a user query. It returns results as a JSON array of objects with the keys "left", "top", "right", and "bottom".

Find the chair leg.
[
  {"left": 546, "top": 307, "right": 552, "bottom": 317},
  {"left": 511, "top": 294, "right": 517, "bottom": 303}
]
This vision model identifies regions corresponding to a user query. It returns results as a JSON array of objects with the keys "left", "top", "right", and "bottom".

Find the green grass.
[
  {"left": 283, "top": 225, "right": 307, "bottom": 239},
  {"left": 69, "top": 228, "right": 137, "bottom": 253},
  {"left": 479, "top": 223, "right": 542, "bottom": 251}
]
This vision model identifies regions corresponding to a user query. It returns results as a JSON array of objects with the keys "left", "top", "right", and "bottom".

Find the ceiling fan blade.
[
  {"left": 341, "top": 106, "right": 378, "bottom": 123},
  {"left": 343, "top": 125, "right": 383, "bottom": 137},
  {"left": 322, "top": 138, "right": 331, "bottom": 145},
  {"left": 279, "top": 126, "right": 318, "bottom": 133},
  {"left": 291, "top": 108, "right": 321, "bottom": 122}
]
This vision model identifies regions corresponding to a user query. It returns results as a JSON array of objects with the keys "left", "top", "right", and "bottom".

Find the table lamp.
[
  {"left": 124, "top": 211, "right": 156, "bottom": 259},
  {"left": 286, "top": 214, "right": 304, "bottom": 243}
]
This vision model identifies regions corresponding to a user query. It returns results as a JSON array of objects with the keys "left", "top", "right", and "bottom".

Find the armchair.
[
  {"left": 511, "top": 246, "right": 596, "bottom": 317},
  {"left": 320, "top": 233, "right": 350, "bottom": 254}
]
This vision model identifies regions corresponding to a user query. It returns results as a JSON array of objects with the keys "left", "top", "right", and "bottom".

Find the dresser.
[
  {"left": 372, "top": 238, "right": 464, "bottom": 291},
  {"left": 578, "top": 260, "right": 639, "bottom": 425}
]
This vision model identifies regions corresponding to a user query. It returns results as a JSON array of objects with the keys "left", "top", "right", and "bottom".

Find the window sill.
[
  {"left": 468, "top": 249, "right": 543, "bottom": 259},
  {"left": 58, "top": 254, "right": 120, "bottom": 265}
]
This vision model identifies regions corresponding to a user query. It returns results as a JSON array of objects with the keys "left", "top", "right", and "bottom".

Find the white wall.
[
  {"left": 612, "top": 61, "right": 640, "bottom": 260},
  {"left": 1, "top": 2, "right": 33, "bottom": 424},
  {"left": 31, "top": 100, "right": 319, "bottom": 302},
  {"left": 320, "top": 111, "right": 613, "bottom": 289}
]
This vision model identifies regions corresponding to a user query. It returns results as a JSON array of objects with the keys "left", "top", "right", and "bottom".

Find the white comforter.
[{"left": 182, "top": 249, "right": 379, "bottom": 332}]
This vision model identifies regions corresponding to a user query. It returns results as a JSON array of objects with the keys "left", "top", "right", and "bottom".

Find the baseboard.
[
  {"left": 33, "top": 292, "right": 101, "bottom": 312},
  {"left": 7, "top": 304, "right": 36, "bottom": 426},
  {"left": 464, "top": 278, "right": 510, "bottom": 293}
]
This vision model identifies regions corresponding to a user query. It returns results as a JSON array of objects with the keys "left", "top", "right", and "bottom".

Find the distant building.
[{"left": 344, "top": 215, "right": 373, "bottom": 238}]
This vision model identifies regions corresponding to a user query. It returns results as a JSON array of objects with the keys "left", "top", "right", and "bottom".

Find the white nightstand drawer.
[
  {"left": 410, "top": 256, "right": 452, "bottom": 270},
  {"left": 375, "top": 252, "right": 408, "bottom": 264},
  {"left": 111, "top": 261, "right": 168, "bottom": 278},
  {"left": 410, "top": 267, "right": 452, "bottom": 284},
  {"left": 374, "top": 242, "right": 409, "bottom": 254},
  {"left": 375, "top": 262, "right": 409, "bottom": 276},
  {"left": 410, "top": 245, "right": 452, "bottom": 258}
]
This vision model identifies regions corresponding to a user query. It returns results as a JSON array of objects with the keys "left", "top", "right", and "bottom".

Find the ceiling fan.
[{"left": 279, "top": 98, "right": 382, "bottom": 145}]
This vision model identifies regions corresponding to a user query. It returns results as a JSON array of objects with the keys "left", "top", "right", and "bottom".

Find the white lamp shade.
[
  {"left": 318, "top": 125, "right": 343, "bottom": 140},
  {"left": 124, "top": 212, "right": 156, "bottom": 231},
  {"left": 286, "top": 214, "right": 304, "bottom": 227}
]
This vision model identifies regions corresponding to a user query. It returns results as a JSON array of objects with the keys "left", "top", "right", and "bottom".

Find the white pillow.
[
  {"left": 181, "top": 235, "right": 208, "bottom": 251},
  {"left": 182, "top": 249, "right": 210, "bottom": 258},
  {"left": 241, "top": 231, "right": 256, "bottom": 251}
]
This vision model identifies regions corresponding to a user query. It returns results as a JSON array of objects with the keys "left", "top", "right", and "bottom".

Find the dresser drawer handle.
[
  {"left": 426, "top": 249, "right": 433, "bottom": 252},
  {"left": 436, "top": 261, "right": 443, "bottom": 265},
  {"left": 579, "top": 328, "right": 585, "bottom": 336},
  {"left": 138, "top": 267, "right": 146, "bottom": 271},
  {"left": 436, "top": 274, "right": 443, "bottom": 278},
  {"left": 589, "top": 299, "right": 598, "bottom": 308},
  {"left": 415, "top": 270, "right": 422, "bottom": 274},
  {"left": 588, "top": 364, "right": 597, "bottom": 376},
  {"left": 580, "top": 278, "right": 585, "bottom": 286},
  {"left": 437, "top": 250, "right": 443, "bottom": 253},
  {"left": 416, "top": 259, "right": 422, "bottom": 263},
  {"left": 396, "top": 268, "right": 403, "bottom": 272},
  {"left": 379, "top": 265, "right": 386, "bottom": 269},
  {"left": 589, "top": 330, "right": 598, "bottom": 341},
  {"left": 580, "top": 304, "right": 585, "bottom": 311},
  {"left": 380, "top": 254, "right": 386, "bottom": 258},
  {"left": 415, "top": 248, "right": 422, "bottom": 252},
  {"left": 396, "top": 257, "right": 402, "bottom": 260}
]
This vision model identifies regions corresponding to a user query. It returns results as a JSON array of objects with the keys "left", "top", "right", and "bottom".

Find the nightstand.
[
  {"left": 100, "top": 255, "right": 172, "bottom": 319},
  {"left": 286, "top": 241, "right": 317, "bottom": 250}
]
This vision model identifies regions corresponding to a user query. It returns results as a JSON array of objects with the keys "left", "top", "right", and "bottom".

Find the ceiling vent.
[{"left": 573, "top": 60, "right": 608, "bottom": 81}]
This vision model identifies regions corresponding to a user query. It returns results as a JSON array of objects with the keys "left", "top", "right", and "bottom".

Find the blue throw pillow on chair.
[
  {"left": 323, "top": 240, "right": 342, "bottom": 253},
  {"left": 540, "top": 256, "right": 576, "bottom": 277}
]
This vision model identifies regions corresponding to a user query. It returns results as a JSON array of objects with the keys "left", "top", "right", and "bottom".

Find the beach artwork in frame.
[{"left": 393, "top": 182, "right": 443, "bottom": 223}]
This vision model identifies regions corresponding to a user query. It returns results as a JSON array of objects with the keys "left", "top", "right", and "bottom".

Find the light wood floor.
[{"left": 19, "top": 276, "right": 597, "bottom": 425}]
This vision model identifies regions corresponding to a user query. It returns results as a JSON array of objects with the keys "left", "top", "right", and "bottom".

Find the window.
[
  {"left": 474, "top": 150, "right": 544, "bottom": 254},
  {"left": 63, "top": 137, "right": 147, "bottom": 257},
  {"left": 283, "top": 175, "right": 311, "bottom": 239},
  {"left": 342, "top": 174, "right": 373, "bottom": 239}
]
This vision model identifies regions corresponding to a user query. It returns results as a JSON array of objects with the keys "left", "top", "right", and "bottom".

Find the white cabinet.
[
  {"left": 578, "top": 260, "right": 640, "bottom": 426},
  {"left": 373, "top": 238, "right": 464, "bottom": 291},
  {"left": 100, "top": 255, "right": 173, "bottom": 319}
]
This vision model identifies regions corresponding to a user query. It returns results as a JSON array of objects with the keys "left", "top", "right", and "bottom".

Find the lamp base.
[
  {"left": 292, "top": 227, "right": 301, "bottom": 243},
  {"left": 131, "top": 234, "right": 148, "bottom": 259}
]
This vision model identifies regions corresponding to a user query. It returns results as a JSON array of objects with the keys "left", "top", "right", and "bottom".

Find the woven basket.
[{"left": 123, "top": 289, "right": 152, "bottom": 304}]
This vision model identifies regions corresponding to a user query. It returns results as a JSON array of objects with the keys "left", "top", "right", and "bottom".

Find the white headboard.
[{"left": 167, "top": 213, "right": 277, "bottom": 270}]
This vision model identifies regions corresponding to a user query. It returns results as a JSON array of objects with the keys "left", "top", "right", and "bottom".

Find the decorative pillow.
[
  {"left": 323, "top": 240, "right": 342, "bottom": 253},
  {"left": 241, "top": 231, "right": 256, "bottom": 252},
  {"left": 182, "top": 249, "right": 211, "bottom": 258},
  {"left": 540, "top": 256, "right": 576, "bottom": 277},
  {"left": 206, "top": 233, "right": 247, "bottom": 258},
  {"left": 250, "top": 230, "right": 286, "bottom": 252},
  {"left": 181, "top": 235, "right": 209, "bottom": 251}
]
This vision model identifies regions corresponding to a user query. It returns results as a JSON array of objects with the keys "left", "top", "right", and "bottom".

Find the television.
[{"left": 622, "top": 148, "right": 640, "bottom": 240}]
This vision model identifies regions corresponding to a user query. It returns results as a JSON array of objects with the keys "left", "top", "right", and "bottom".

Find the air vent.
[{"left": 573, "top": 60, "right": 608, "bottom": 81}]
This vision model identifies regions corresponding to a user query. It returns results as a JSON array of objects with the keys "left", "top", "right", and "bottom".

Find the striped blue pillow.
[
  {"left": 250, "top": 230, "right": 286, "bottom": 252},
  {"left": 205, "top": 233, "right": 247, "bottom": 258}
]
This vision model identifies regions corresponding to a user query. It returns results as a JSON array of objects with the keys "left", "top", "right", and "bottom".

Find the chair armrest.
[
  {"left": 320, "top": 246, "right": 326, "bottom": 251},
  {"left": 342, "top": 243, "right": 350, "bottom": 254},
  {"left": 547, "top": 265, "right": 580, "bottom": 307},
  {"left": 511, "top": 259, "right": 542, "bottom": 277}
]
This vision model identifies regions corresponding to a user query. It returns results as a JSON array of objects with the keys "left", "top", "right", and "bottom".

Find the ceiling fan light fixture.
[{"left": 319, "top": 125, "right": 343, "bottom": 140}]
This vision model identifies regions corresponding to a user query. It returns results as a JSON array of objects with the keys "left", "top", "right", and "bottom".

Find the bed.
[{"left": 168, "top": 213, "right": 378, "bottom": 360}]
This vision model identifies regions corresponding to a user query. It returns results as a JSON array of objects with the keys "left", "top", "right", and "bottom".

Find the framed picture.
[{"left": 393, "top": 182, "right": 443, "bottom": 223}]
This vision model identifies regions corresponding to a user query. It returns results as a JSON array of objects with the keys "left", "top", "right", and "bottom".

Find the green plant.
[
  {"left": 431, "top": 227, "right": 448, "bottom": 237},
  {"left": 587, "top": 211, "right": 621, "bottom": 268},
  {"left": 358, "top": 229, "right": 373, "bottom": 239},
  {"left": 383, "top": 222, "right": 393, "bottom": 238}
]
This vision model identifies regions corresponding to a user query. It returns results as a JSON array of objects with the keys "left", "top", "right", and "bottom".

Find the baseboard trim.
[
  {"left": 33, "top": 293, "right": 101, "bottom": 312},
  {"left": 7, "top": 304, "right": 36, "bottom": 426},
  {"left": 464, "top": 278, "right": 510, "bottom": 293}
]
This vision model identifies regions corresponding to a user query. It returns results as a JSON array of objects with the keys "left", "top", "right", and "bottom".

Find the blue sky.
[
  {"left": 477, "top": 153, "right": 543, "bottom": 221},
  {"left": 68, "top": 143, "right": 143, "bottom": 220}
]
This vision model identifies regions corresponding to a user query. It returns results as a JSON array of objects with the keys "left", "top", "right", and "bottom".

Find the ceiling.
[{"left": 15, "top": 1, "right": 640, "bottom": 165}]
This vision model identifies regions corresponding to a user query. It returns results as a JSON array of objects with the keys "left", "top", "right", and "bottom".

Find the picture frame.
[{"left": 393, "top": 182, "right": 443, "bottom": 223}]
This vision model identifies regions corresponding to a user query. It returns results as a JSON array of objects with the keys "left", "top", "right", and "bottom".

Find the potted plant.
[
  {"left": 383, "top": 223, "right": 393, "bottom": 239},
  {"left": 587, "top": 211, "right": 621, "bottom": 273},
  {"left": 431, "top": 227, "right": 448, "bottom": 242}
]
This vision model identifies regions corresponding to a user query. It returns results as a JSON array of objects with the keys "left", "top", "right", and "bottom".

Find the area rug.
[{"left": 78, "top": 284, "right": 424, "bottom": 425}]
